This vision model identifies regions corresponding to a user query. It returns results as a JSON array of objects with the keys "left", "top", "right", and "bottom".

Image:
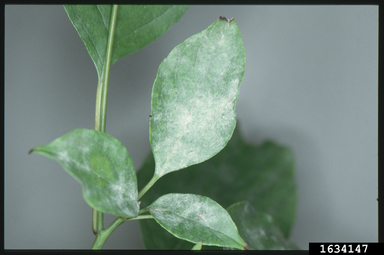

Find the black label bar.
[{"left": 310, "top": 243, "right": 381, "bottom": 254}]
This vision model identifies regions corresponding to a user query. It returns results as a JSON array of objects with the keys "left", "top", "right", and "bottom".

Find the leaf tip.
[
  {"left": 28, "top": 148, "right": 34, "bottom": 155},
  {"left": 243, "top": 244, "right": 250, "bottom": 250},
  {"left": 192, "top": 240, "right": 203, "bottom": 250},
  {"left": 219, "top": 16, "right": 234, "bottom": 26}
]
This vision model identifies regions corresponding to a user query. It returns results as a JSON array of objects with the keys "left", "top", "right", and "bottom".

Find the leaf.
[
  {"left": 63, "top": 5, "right": 190, "bottom": 81},
  {"left": 226, "top": 201, "right": 299, "bottom": 250},
  {"left": 192, "top": 241, "right": 203, "bottom": 250},
  {"left": 148, "top": 193, "right": 247, "bottom": 250},
  {"left": 30, "top": 128, "right": 139, "bottom": 217},
  {"left": 138, "top": 124, "right": 297, "bottom": 249},
  {"left": 150, "top": 16, "right": 246, "bottom": 179}
]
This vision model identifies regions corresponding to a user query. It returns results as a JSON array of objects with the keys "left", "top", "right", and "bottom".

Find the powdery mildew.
[
  {"left": 44, "top": 129, "right": 138, "bottom": 217},
  {"left": 151, "top": 19, "right": 245, "bottom": 178},
  {"left": 150, "top": 194, "right": 244, "bottom": 248}
]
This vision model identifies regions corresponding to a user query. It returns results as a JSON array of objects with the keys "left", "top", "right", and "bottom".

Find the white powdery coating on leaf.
[
  {"left": 55, "top": 140, "right": 91, "bottom": 173},
  {"left": 110, "top": 158, "right": 139, "bottom": 216},
  {"left": 58, "top": 129, "right": 138, "bottom": 216},
  {"left": 151, "top": 21, "right": 242, "bottom": 177},
  {"left": 150, "top": 194, "right": 243, "bottom": 247},
  {"left": 108, "top": 182, "right": 137, "bottom": 216},
  {"left": 56, "top": 150, "right": 70, "bottom": 163},
  {"left": 95, "top": 133, "right": 138, "bottom": 215},
  {"left": 151, "top": 194, "right": 213, "bottom": 229},
  {"left": 153, "top": 78, "right": 239, "bottom": 177}
]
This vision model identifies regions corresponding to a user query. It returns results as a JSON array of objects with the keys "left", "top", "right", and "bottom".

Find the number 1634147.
[{"left": 320, "top": 244, "right": 368, "bottom": 253}]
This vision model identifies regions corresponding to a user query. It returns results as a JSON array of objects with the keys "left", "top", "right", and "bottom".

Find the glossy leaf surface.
[
  {"left": 149, "top": 17, "right": 245, "bottom": 178},
  {"left": 227, "top": 201, "right": 299, "bottom": 250},
  {"left": 64, "top": 5, "right": 189, "bottom": 80},
  {"left": 148, "top": 193, "right": 247, "bottom": 250},
  {"left": 138, "top": 125, "right": 297, "bottom": 249},
  {"left": 30, "top": 128, "right": 139, "bottom": 217}
]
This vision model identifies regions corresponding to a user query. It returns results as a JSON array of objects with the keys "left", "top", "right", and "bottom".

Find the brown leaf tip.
[
  {"left": 28, "top": 148, "right": 34, "bottom": 155},
  {"left": 219, "top": 16, "right": 234, "bottom": 26}
]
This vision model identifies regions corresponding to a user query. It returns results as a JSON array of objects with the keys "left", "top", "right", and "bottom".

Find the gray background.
[{"left": 5, "top": 5, "right": 378, "bottom": 249}]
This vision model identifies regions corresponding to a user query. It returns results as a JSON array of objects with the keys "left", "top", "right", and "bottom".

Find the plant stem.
[
  {"left": 98, "top": 4, "right": 119, "bottom": 133},
  {"left": 138, "top": 174, "right": 160, "bottom": 199},
  {"left": 139, "top": 207, "right": 149, "bottom": 214},
  {"left": 92, "top": 4, "right": 119, "bottom": 236},
  {"left": 92, "top": 208, "right": 104, "bottom": 235},
  {"left": 125, "top": 215, "right": 154, "bottom": 221},
  {"left": 91, "top": 215, "right": 154, "bottom": 249},
  {"left": 94, "top": 79, "right": 103, "bottom": 131},
  {"left": 92, "top": 217, "right": 124, "bottom": 249}
]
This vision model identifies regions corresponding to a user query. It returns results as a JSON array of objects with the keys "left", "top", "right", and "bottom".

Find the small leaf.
[
  {"left": 64, "top": 5, "right": 190, "bottom": 81},
  {"left": 227, "top": 201, "right": 299, "bottom": 250},
  {"left": 30, "top": 128, "right": 139, "bottom": 217},
  {"left": 150, "top": 16, "right": 246, "bottom": 178},
  {"left": 148, "top": 193, "right": 247, "bottom": 250},
  {"left": 192, "top": 241, "right": 203, "bottom": 250},
  {"left": 138, "top": 124, "right": 297, "bottom": 249}
]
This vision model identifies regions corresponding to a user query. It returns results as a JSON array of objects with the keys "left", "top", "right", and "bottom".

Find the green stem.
[
  {"left": 92, "top": 209, "right": 104, "bottom": 235},
  {"left": 139, "top": 207, "right": 149, "bottom": 214},
  {"left": 92, "top": 4, "right": 119, "bottom": 236},
  {"left": 126, "top": 215, "right": 154, "bottom": 221},
  {"left": 138, "top": 174, "right": 160, "bottom": 200},
  {"left": 92, "top": 217, "right": 124, "bottom": 249},
  {"left": 94, "top": 79, "right": 103, "bottom": 131},
  {"left": 91, "top": 215, "right": 154, "bottom": 249},
  {"left": 98, "top": 4, "right": 119, "bottom": 133}
]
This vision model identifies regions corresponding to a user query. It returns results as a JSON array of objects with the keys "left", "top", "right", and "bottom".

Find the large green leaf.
[
  {"left": 30, "top": 128, "right": 139, "bottom": 217},
  {"left": 63, "top": 5, "right": 190, "bottom": 81},
  {"left": 150, "top": 16, "right": 245, "bottom": 179},
  {"left": 227, "top": 201, "right": 299, "bottom": 250},
  {"left": 148, "top": 193, "right": 248, "bottom": 250},
  {"left": 137, "top": 125, "right": 297, "bottom": 249}
]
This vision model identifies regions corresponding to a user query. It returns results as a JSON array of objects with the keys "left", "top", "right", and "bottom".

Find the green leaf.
[
  {"left": 227, "top": 201, "right": 299, "bottom": 250},
  {"left": 138, "top": 124, "right": 297, "bottom": 249},
  {"left": 30, "top": 128, "right": 139, "bottom": 217},
  {"left": 63, "top": 5, "right": 190, "bottom": 81},
  {"left": 148, "top": 193, "right": 247, "bottom": 250},
  {"left": 150, "top": 16, "right": 245, "bottom": 178},
  {"left": 192, "top": 241, "right": 203, "bottom": 250}
]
